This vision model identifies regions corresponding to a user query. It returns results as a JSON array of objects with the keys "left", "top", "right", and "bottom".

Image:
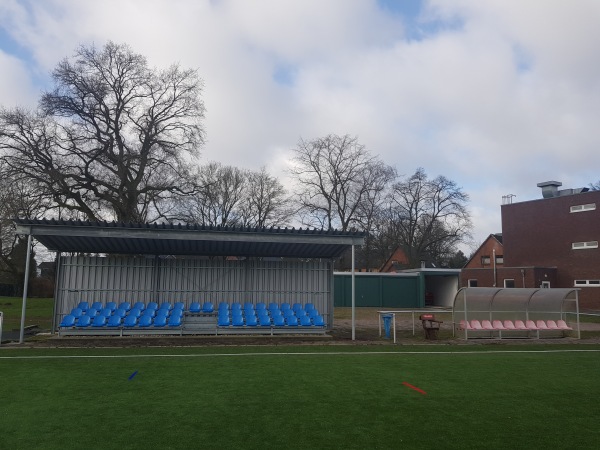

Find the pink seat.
[
  {"left": 557, "top": 320, "right": 572, "bottom": 330},
  {"left": 492, "top": 320, "right": 506, "bottom": 330},
  {"left": 459, "top": 320, "right": 472, "bottom": 330},
  {"left": 503, "top": 320, "right": 516, "bottom": 330},
  {"left": 546, "top": 320, "right": 560, "bottom": 330},
  {"left": 470, "top": 320, "right": 483, "bottom": 330},
  {"left": 536, "top": 320, "right": 549, "bottom": 330},
  {"left": 526, "top": 320, "right": 538, "bottom": 330},
  {"left": 482, "top": 320, "right": 495, "bottom": 330},
  {"left": 515, "top": 320, "right": 528, "bottom": 330}
]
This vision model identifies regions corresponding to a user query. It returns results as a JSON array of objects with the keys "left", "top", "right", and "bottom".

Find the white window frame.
[
  {"left": 570, "top": 203, "right": 596, "bottom": 213},
  {"left": 574, "top": 280, "right": 600, "bottom": 287},
  {"left": 468, "top": 279, "right": 478, "bottom": 287},
  {"left": 572, "top": 241, "right": 598, "bottom": 250},
  {"left": 541, "top": 281, "right": 551, "bottom": 288},
  {"left": 481, "top": 256, "right": 490, "bottom": 265},
  {"left": 504, "top": 279, "right": 515, "bottom": 288}
]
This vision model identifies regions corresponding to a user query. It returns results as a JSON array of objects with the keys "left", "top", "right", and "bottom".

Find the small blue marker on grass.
[{"left": 128, "top": 370, "right": 138, "bottom": 380}]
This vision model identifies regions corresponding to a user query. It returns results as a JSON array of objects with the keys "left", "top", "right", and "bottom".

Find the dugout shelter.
[{"left": 14, "top": 219, "right": 365, "bottom": 342}]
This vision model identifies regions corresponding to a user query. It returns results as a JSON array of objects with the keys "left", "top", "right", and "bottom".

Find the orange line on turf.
[{"left": 402, "top": 382, "right": 427, "bottom": 395}]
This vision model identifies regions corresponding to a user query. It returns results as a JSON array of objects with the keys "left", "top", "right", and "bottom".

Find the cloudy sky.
[{"left": 1, "top": 0, "right": 599, "bottom": 251}]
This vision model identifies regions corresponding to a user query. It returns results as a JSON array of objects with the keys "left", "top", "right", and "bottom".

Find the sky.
[{"left": 1, "top": 0, "right": 599, "bottom": 253}]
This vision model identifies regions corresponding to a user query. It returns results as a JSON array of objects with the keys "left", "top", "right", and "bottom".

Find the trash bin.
[{"left": 382, "top": 314, "right": 393, "bottom": 339}]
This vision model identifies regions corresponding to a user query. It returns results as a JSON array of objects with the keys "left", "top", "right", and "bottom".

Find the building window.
[
  {"left": 541, "top": 281, "right": 550, "bottom": 288},
  {"left": 468, "top": 279, "right": 478, "bottom": 287},
  {"left": 570, "top": 203, "right": 596, "bottom": 213},
  {"left": 504, "top": 279, "right": 515, "bottom": 288},
  {"left": 495, "top": 255, "right": 504, "bottom": 264},
  {"left": 574, "top": 280, "right": 600, "bottom": 287},
  {"left": 481, "top": 256, "right": 491, "bottom": 265},
  {"left": 572, "top": 241, "right": 599, "bottom": 250}
]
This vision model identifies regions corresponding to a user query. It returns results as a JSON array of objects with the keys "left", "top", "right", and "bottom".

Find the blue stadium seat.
[
  {"left": 202, "top": 302, "right": 214, "bottom": 313},
  {"left": 259, "top": 315, "right": 271, "bottom": 327},
  {"left": 173, "top": 302, "right": 185, "bottom": 311},
  {"left": 70, "top": 307, "right": 83, "bottom": 318},
  {"left": 138, "top": 315, "right": 152, "bottom": 327},
  {"left": 159, "top": 302, "right": 172, "bottom": 312},
  {"left": 313, "top": 315, "right": 325, "bottom": 327},
  {"left": 292, "top": 303, "right": 303, "bottom": 313},
  {"left": 105, "top": 301, "right": 117, "bottom": 311},
  {"left": 142, "top": 308, "right": 156, "bottom": 318},
  {"left": 100, "top": 308, "right": 112, "bottom": 318},
  {"left": 92, "top": 315, "right": 107, "bottom": 327},
  {"left": 170, "top": 309, "right": 183, "bottom": 319},
  {"left": 85, "top": 308, "right": 99, "bottom": 318},
  {"left": 283, "top": 309, "right": 296, "bottom": 319},
  {"left": 271, "top": 310, "right": 283, "bottom": 319},
  {"left": 146, "top": 301, "right": 158, "bottom": 311},
  {"left": 168, "top": 315, "right": 182, "bottom": 327},
  {"left": 154, "top": 316, "right": 167, "bottom": 327},
  {"left": 305, "top": 303, "right": 315, "bottom": 312},
  {"left": 77, "top": 301, "right": 89, "bottom": 311},
  {"left": 308, "top": 308, "right": 320, "bottom": 319},
  {"left": 296, "top": 309, "right": 307, "bottom": 319},
  {"left": 268, "top": 302, "right": 279, "bottom": 311},
  {"left": 107, "top": 315, "right": 122, "bottom": 327},
  {"left": 123, "top": 315, "right": 138, "bottom": 327},
  {"left": 218, "top": 302, "right": 229, "bottom": 311},
  {"left": 272, "top": 315, "right": 285, "bottom": 327},
  {"left": 231, "top": 302, "right": 242, "bottom": 311},
  {"left": 285, "top": 316, "right": 298, "bottom": 327},
  {"left": 133, "top": 301, "right": 145, "bottom": 311},
  {"left": 245, "top": 315, "right": 258, "bottom": 327},
  {"left": 128, "top": 308, "right": 142, "bottom": 318},
  {"left": 280, "top": 303, "right": 291, "bottom": 311},
  {"left": 189, "top": 302, "right": 201, "bottom": 313},
  {"left": 156, "top": 309, "right": 169, "bottom": 318},
  {"left": 114, "top": 308, "right": 127, "bottom": 318},
  {"left": 91, "top": 301, "right": 103, "bottom": 311},
  {"left": 256, "top": 302, "right": 267, "bottom": 311},
  {"left": 244, "top": 302, "right": 254, "bottom": 311},
  {"left": 218, "top": 314, "right": 230, "bottom": 327},
  {"left": 118, "top": 301, "right": 131, "bottom": 311},
  {"left": 60, "top": 315, "right": 76, "bottom": 327},
  {"left": 77, "top": 315, "right": 91, "bottom": 327},
  {"left": 300, "top": 315, "right": 312, "bottom": 327},
  {"left": 232, "top": 315, "right": 244, "bottom": 327},
  {"left": 257, "top": 308, "right": 270, "bottom": 318}
]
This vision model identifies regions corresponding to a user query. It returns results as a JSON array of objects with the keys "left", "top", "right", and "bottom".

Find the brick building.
[{"left": 461, "top": 181, "right": 599, "bottom": 309}]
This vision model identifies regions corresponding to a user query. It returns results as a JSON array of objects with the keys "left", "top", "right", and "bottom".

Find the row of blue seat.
[
  {"left": 60, "top": 313, "right": 182, "bottom": 328},
  {"left": 75, "top": 301, "right": 215, "bottom": 314}
]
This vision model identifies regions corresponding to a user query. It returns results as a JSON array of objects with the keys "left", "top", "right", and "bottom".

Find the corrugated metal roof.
[{"left": 14, "top": 219, "right": 365, "bottom": 258}]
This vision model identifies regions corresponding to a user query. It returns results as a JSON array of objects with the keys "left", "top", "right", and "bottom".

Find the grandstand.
[{"left": 15, "top": 219, "right": 364, "bottom": 338}]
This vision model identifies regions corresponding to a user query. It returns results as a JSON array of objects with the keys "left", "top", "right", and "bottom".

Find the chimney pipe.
[{"left": 537, "top": 181, "right": 562, "bottom": 198}]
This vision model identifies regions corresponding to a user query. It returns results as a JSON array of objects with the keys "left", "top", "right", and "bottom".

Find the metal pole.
[
  {"left": 351, "top": 244, "right": 355, "bottom": 341},
  {"left": 19, "top": 234, "right": 33, "bottom": 344}
]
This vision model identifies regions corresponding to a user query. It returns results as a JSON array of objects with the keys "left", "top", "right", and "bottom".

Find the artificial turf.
[{"left": 1, "top": 346, "right": 599, "bottom": 449}]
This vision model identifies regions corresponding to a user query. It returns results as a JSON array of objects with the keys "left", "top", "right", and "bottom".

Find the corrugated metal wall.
[
  {"left": 334, "top": 273, "right": 422, "bottom": 308},
  {"left": 56, "top": 255, "right": 333, "bottom": 323}
]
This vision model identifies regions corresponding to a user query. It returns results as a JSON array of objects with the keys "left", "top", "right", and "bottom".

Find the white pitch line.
[{"left": 1, "top": 349, "right": 600, "bottom": 360}]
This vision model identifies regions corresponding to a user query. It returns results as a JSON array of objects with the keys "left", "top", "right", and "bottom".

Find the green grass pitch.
[{"left": 1, "top": 345, "right": 600, "bottom": 449}]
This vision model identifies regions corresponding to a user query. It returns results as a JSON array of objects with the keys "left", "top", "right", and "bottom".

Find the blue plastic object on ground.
[{"left": 382, "top": 314, "right": 393, "bottom": 339}]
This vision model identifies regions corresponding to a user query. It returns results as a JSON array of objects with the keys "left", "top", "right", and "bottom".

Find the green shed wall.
[{"left": 334, "top": 274, "right": 422, "bottom": 308}]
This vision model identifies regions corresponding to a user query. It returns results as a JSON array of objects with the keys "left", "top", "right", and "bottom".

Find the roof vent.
[{"left": 537, "top": 181, "right": 562, "bottom": 198}]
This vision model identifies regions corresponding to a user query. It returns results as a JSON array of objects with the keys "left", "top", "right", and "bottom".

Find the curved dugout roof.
[
  {"left": 453, "top": 287, "right": 579, "bottom": 313},
  {"left": 14, "top": 219, "right": 365, "bottom": 258}
]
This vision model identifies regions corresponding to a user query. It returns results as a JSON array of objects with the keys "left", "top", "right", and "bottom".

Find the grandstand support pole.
[
  {"left": 19, "top": 234, "right": 33, "bottom": 344},
  {"left": 351, "top": 244, "right": 356, "bottom": 341}
]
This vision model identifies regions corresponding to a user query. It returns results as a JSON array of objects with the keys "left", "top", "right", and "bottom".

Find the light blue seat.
[
  {"left": 114, "top": 308, "right": 127, "bottom": 318},
  {"left": 146, "top": 301, "right": 158, "bottom": 311},
  {"left": 300, "top": 315, "right": 312, "bottom": 327},
  {"left": 91, "top": 301, "right": 103, "bottom": 311},
  {"left": 60, "top": 315, "right": 76, "bottom": 327},
  {"left": 77, "top": 301, "right": 89, "bottom": 311},
  {"left": 133, "top": 301, "right": 145, "bottom": 311},
  {"left": 218, "top": 314, "right": 230, "bottom": 327},
  {"left": 286, "top": 316, "right": 298, "bottom": 327},
  {"left": 138, "top": 315, "right": 152, "bottom": 327},
  {"left": 70, "top": 307, "right": 83, "bottom": 318},
  {"left": 202, "top": 302, "right": 214, "bottom": 313},
  {"left": 173, "top": 302, "right": 185, "bottom": 311},
  {"left": 154, "top": 316, "right": 167, "bottom": 327},
  {"left": 105, "top": 301, "right": 117, "bottom": 311},
  {"left": 245, "top": 315, "right": 258, "bottom": 327},
  {"left": 313, "top": 315, "right": 325, "bottom": 327},
  {"left": 107, "top": 315, "right": 122, "bottom": 327},
  {"left": 92, "top": 315, "right": 107, "bottom": 327},
  {"left": 77, "top": 315, "right": 91, "bottom": 327},
  {"left": 168, "top": 315, "right": 182, "bottom": 327},
  {"left": 232, "top": 315, "right": 244, "bottom": 327},
  {"left": 272, "top": 315, "right": 285, "bottom": 327},
  {"left": 123, "top": 315, "right": 138, "bottom": 327},
  {"left": 189, "top": 302, "right": 202, "bottom": 313},
  {"left": 259, "top": 315, "right": 271, "bottom": 327},
  {"left": 118, "top": 301, "right": 131, "bottom": 311}
]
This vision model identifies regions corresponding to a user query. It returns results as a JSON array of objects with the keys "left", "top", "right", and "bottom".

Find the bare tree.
[
  {"left": 382, "top": 168, "right": 472, "bottom": 268},
  {"left": 289, "top": 134, "right": 395, "bottom": 231},
  {"left": 239, "top": 167, "right": 292, "bottom": 228},
  {"left": 0, "top": 41, "right": 205, "bottom": 222}
]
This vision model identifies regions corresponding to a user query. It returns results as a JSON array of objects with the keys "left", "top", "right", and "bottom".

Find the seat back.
[
  {"left": 118, "top": 301, "right": 131, "bottom": 311},
  {"left": 133, "top": 301, "right": 145, "bottom": 311},
  {"left": 557, "top": 320, "right": 572, "bottom": 330},
  {"left": 138, "top": 315, "right": 152, "bottom": 327},
  {"left": 272, "top": 315, "right": 285, "bottom": 326},
  {"left": 313, "top": 315, "right": 325, "bottom": 327},
  {"left": 515, "top": 320, "right": 527, "bottom": 330},
  {"left": 503, "top": 320, "right": 516, "bottom": 330},
  {"left": 536, "top": 320, "right": 549, "bottom": 329},
  {"left": 482, "top": 320, "right": 494, "bottom": 330},
  {"left": 286, "top": 316, "right": 298, "bottom": 327},
  {"left": 154, "top": 316, "right": 167, "bottom": 327},
  {"left": 123, "top": 315, "right": 138, "bottom": 327},
  {"left": 245, "top": 315, "right": 258, "bottom": 327},
  {"left": 470, "top": 320, "right": 483, "bottom": 330},
  {"left": 168, "top": 315, "right": 181, "bottom": 327},
  {"left": 202, "top": 302, "right": 214, "bottom": 313},
  {"left": 92, "top": 315, "right": 107, "bottom": 327},
  {"left": 77, "top": 315, "right": 91, "bottom": 327},
  {"left": 146, "top": 302, "right": 158, "bottom": 311},
  {"left": 526, "top": 320, "right": 538, "bottom": 330},
  {"left": 189, "top": 302, "right": 201, "bottom": 313},
  {"left": 70, "top": 307, "right": 83, "bottom": 318},
  {"left": 77, "top": 301, "right": 89, "bottom": 311},
  {"left": 300, "top": 316, "right": 312, "bottom": 326},
  {"left": 60, "top": 315, "right": 76, "bottom": 327},
  {"left": 105, "top": 301, "right": 117, "bottom": 311},
  {"left": 546, "top": 320, "right": 559, "bottom": 329},
  {"left": 492, "top": 320, "right": 504, "bottom": 329},
  {"left": 259, "top": 315, "right": 271, "bottom": 327},
  {"left": 107, "top": 315, "right": 122, "bottom": 327}
]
